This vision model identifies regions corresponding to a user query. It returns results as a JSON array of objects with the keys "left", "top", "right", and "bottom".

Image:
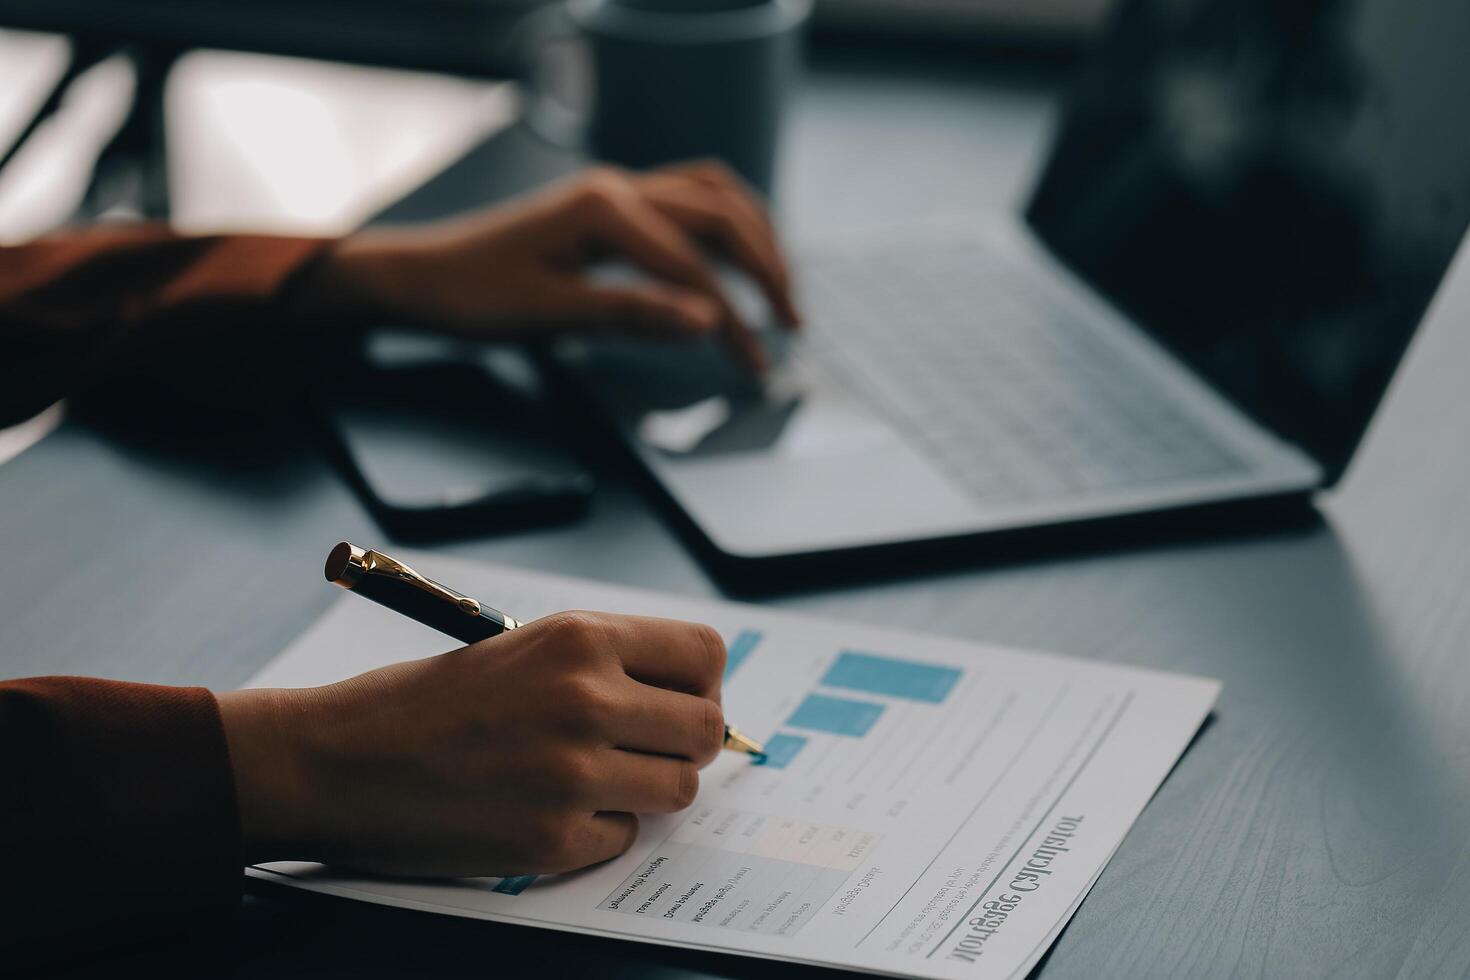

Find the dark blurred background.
[{"left": 0, "top": 0, "right": 1102, "bottom": 242}]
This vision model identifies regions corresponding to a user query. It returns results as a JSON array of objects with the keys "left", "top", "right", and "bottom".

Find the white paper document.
[{"left": 246, "top": 556, "right": 1219, "bottom": 979}]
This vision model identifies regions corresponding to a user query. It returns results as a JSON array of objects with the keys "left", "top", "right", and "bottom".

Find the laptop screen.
[{"left": 1026, "top": 0, "right": 1470, "bottom": 482}]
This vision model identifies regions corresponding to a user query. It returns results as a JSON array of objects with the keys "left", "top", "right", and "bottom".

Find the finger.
[
  {"left": 717, "top": 305, "right": 770, "bottom": 375},
  {"left": 601, "top": 615, "right": 726, "bottom": 700},
  {"left": 579, "top": 183, "right": 769, "bottom": 374},
  {"left": 647, "top": 163, "right": 802, "bottom": 329},
  {"left": 555, "top": 811, "right": 640, "bottom": 871},
  {"left": 592, "top": 189, "right": 769, "bottom": 373},
  {"left": 578, "top": 178, "right": 726, "bottom": 301},
  {"left": 644, "top": 182, "right": 802, "bottom": 328},
  {"left": 660, "top": 159, "right": 776, "bottom": 233},
  {"left": 589, "top": 748, "right": 702, "bottom": 813},
  {"left": 558, "top": 279, "right": 722, "bottom": 340},
  {"left": 657, "top": 162, "right": 800, "bottom": 315},
  {"left": 608, "top": 683, "right": 725, "bottom": 765}
]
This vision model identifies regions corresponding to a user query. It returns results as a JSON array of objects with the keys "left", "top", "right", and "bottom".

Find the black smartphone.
[{"left": 317, "top": 358, "right": 593, "bottom": 541}]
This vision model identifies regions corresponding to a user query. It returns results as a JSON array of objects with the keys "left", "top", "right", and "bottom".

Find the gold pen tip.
[{"left": 724, "top": 725, "right": 766, "bottom": 762}]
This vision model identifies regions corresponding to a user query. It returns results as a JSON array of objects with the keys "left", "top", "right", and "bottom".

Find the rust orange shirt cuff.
[{"left": 0, "top": 676, "right": 243, "bottom": 959}]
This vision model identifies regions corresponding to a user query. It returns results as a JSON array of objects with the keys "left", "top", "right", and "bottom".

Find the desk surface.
[{"left": 4, "top": 40, "right": 1470, "bottom": 979}]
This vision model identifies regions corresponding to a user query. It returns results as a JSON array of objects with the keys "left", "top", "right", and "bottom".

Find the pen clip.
[
  {"left": 366, "top": 550, "right": 482, "bottom": 616},
  {"left": 333, "top": 543, "right": 482, "bottom": 616}
]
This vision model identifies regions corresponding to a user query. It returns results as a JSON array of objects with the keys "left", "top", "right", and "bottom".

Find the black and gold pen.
[{"left": 324, "top": 542, "right": 766, "bottom": 760}]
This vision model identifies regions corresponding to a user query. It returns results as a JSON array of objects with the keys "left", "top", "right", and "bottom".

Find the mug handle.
[{"left": 503, "top": 2, "right": 591, "bottom": 151}]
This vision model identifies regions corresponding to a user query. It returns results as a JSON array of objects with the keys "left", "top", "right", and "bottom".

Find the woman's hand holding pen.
[
  {"left": 217, "top": 611, "right": 727, "bottom": 877},
  {"left": 298, "top": 160, "right": 802, "bottom": 373}
]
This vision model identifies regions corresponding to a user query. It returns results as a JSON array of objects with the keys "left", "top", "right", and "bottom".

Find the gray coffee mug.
[{"left": 524, "top": 0, "right": 811, "bottom": 194}]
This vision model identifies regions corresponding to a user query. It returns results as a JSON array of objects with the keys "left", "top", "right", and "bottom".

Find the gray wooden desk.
[{"left": 3, "top": 39, "right": 1469, "bottom": 979}]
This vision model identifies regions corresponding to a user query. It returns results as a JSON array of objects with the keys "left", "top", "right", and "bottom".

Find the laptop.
[{"left": 556, "top": 0, "right": 1470, "bottom": 572}]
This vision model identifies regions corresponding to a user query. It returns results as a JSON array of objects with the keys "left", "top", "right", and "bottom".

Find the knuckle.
[
  {"left": 546, "top": 749, "right": 598, "bottom": 797},
  {"left": 545, "top": 611, "right": 612, "bottom": 658},
  {"left": 572, "top": 185, "right": 610, "bottom": 218},
  {"left": 576, "top": 168, "right": 628, "bottom": 212},
  {"left": 555, "top": 675, "right": 615, "bottom": 733}
]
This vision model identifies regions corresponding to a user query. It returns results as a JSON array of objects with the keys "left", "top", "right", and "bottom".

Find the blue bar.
[
  {"left": 724, "top": 629, "right": 762, "bottom": 679},
  {"left": 493, "top": 875, "right": 537, "bottom": 896},
  {"left": 786, "top": 694, "right": 885, "bottom": 736},
  {"left": 757, "top": 733, "right": 808, "bottom": 769},
  {"left": 822, "top": 651, "right": 963, "bottom": 704}
]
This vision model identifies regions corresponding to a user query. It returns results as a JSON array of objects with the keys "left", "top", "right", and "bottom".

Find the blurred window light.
[
  {"left": 0, "top": 29, "right": 70, "bottom": 150},
  {"left": 167, "top": 51, "right": 517, "bottom": 236},
  {"left": 0, "top": 36, "right": 517, "bottom": 240},
  {"left": 0, "top": 36, "right": 136, "bottom": 243}
]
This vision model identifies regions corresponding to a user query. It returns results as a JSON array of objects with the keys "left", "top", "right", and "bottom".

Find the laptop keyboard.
[{"left": 796, "top": 239, "right": 1247, "bottom": 504}]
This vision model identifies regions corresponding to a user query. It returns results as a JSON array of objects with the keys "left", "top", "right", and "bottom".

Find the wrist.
[
  {"left": 293, "top": 228, "right": 427, "bottom": 326},
  {"left": 217, "top": 687, "right": 318, "bottom": 864}
]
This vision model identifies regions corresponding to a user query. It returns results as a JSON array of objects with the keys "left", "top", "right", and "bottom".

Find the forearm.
[{"left": 0, "top": 226, "right": 340, "bottom": 427}]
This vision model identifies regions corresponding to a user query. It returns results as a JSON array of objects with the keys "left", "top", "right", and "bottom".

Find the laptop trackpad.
[
  {"left": 563, "top": 335, "right": 979, "bottom": 556},
  {"left": 565, "top": 333, "right": 895, "bottom": 459}
]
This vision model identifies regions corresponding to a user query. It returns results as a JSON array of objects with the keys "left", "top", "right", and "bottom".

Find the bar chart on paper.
[
  {"left": 708, "top": 636, "right": 1007, "bottom": 832},
  {"left": 246, "top": 555, "right": 1222, "bottom": 980},
  {"left": 594, "top": 642, "right": 979, "bottom": 936}
]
